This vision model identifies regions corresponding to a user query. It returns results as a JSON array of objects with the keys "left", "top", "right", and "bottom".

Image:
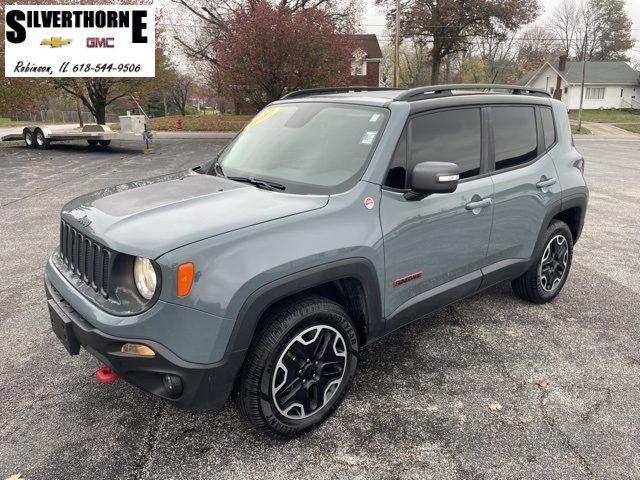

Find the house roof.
[
  {"left": 347, "top": 34, "right": 383, "bottom": 59},
  {"left": 523, "top": 60, "right": 640, "bottom": 86}
]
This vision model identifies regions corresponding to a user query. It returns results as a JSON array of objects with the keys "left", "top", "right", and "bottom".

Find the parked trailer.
[{"left": 1, "top": 115, "right": 152, "bottom": 150}]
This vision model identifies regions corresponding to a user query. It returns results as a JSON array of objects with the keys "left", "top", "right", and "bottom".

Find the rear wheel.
[
  {"left": 34, "top": 128, "right": 49, "bottom": 149},
  {"left": 23, "top": 129, "right": 35, "bottom": 148},
  {"left": 98, "top": 140, "right": 111, "bottom": 147},
  {"left": 512, "top": 220, "right": 573, "bottom": 303},
  {"left": 237, "top": 295, "right": 359, "bottom": 437}
]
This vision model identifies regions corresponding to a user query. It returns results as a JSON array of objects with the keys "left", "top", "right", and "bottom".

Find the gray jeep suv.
[{"left": 45, "top": 84, "right": 588, "bottom": 436}]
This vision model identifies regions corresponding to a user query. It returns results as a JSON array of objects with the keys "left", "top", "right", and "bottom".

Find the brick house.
[{"left": 346, "top": 34, "right": 383, "bottom": 87}]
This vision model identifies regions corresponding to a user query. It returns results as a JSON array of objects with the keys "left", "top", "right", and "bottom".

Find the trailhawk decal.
[{"left": 392, "top": 271, "right": 423, "bottom": 288}]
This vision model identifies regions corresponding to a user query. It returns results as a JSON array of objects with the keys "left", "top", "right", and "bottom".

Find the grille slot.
[{"left": 59, "top": 220, "right": 114, "bottom": 298}]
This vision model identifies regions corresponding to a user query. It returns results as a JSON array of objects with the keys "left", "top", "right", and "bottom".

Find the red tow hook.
[{"left": 96, "top": 367, "right": 119, "bottom": 383}]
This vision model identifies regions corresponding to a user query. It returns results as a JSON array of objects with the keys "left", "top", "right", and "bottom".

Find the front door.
[{"left": 380, "top": 107, "right": 494, "bottom": 329}]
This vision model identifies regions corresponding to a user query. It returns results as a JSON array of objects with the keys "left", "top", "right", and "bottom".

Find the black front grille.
[{"left": 59, "top": 220, "right": 113, "bottom": 298}]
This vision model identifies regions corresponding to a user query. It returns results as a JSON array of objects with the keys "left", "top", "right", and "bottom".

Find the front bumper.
[{"left": 45, "top": 274, "right": 245, "bottom": 410}]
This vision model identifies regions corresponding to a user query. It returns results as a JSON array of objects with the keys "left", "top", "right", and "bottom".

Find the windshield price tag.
[{"left": 4, "top": 3, "right": 156, "bottom": 77}]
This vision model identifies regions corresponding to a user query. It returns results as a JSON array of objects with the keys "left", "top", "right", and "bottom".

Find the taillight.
[{"left": 578, "top": 158, "right": 585, "bottom": 174}]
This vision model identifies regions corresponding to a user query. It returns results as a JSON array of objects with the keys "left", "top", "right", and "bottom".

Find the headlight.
[{"left": 133, "top": 257, "right": 156, "bottom": 300}]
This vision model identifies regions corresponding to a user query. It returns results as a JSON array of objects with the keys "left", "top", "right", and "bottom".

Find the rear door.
[
  {"left": 380, "top": 107, "right": 494, "bottom": 327},
  {"left": 484, "top": 105, "right": 562, "bottom": 277}
]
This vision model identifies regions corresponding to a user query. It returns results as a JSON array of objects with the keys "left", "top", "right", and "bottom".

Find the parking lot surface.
[{"left": 1, "top": 138, "right": 639, "bottom": 479}]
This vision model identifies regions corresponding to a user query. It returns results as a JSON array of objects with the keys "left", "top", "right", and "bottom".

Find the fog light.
[
  {"left": 162, "top": 374, "right": 183, "bottom": 397},
  {"left": 121, "top": 343, "right": 155, "bottom": 357}
]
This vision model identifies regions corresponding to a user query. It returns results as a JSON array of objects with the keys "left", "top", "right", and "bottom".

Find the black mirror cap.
[{"left": 409, "top": 161, "right": 460, "bottom": 195}]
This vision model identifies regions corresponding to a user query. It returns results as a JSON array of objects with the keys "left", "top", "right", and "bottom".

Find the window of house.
[
  {"left": 564, "top": 86, "right": 568, "bottom": 94},
  {"left": 585, "top": 87, "right": 605, "bottom": 100},
  {"left": 550, "top": 87, "right": 555, "bottom": 95},
  {"left": 540, "top": 108, "right": 556, "bottom": 150},
  {"left": 492, "top": 106, "right": 538, "bottom": 171},
  {"left": 409, "top": 108, "right": 482, "bottom": 180}
]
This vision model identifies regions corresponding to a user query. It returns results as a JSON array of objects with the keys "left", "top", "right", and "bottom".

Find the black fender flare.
[{"left": 223, "top": 258, "right": 383, "bottom": 356}]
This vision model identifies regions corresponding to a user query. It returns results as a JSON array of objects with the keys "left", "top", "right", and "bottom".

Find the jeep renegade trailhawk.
[{"left": 46, "top": 84, "right": 588, "bottom": 436}]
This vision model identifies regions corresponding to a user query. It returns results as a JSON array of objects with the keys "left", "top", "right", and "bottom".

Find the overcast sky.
[{"left": 363, "top": 0, "right": 640, "bottom": 61}]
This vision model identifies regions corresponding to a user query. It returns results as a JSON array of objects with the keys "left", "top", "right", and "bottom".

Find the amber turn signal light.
[
  {"left": 177, "top": 262, "right": 194, "bottom": 297},
  {"left": 121, "top": 343, "right": 155, "bottom": 357}
]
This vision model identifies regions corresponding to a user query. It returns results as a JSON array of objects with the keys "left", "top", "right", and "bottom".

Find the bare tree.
[
  {"left": 169, "top": 0, "right": 360, "bottom": 67},
  {"left": 546, "top": 0, "right": 580, "bottom": 56},
  {"left": 170, "top": 74, "right": 193, "bottom": 116}
]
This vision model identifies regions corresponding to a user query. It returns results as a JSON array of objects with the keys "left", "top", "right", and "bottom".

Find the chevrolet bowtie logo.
[{"left": 41, "top": 37, "right": 72, "bottom": 48}]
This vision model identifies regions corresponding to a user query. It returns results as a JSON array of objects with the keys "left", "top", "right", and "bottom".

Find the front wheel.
[
  {"left": 512, "top": 220, "right": 573, "bottom": 303},
  {"left": 237, "top": 295, "right": 359, "bottom": 437}
]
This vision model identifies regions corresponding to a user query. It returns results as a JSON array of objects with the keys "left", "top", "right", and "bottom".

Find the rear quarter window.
[{"left": 541, "top": 108, "right": 556, "bottom": 149}]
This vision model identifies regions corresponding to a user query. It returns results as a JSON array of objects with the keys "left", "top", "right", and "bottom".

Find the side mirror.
[{"left": 408, "top": 161, "right": 459, "bottom": 196}]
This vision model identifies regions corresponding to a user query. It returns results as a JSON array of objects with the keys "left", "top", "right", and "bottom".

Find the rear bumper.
[{"left": 45, "top": 273, "right": 244, "bottom": 410}]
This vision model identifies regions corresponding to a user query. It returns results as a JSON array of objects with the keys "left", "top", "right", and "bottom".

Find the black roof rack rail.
[
  {"left": 395, "top": 84, "right": 551, "bottom": 101},
  {"left": 281, "top": 86, "right": 402, "bottom": 100}
]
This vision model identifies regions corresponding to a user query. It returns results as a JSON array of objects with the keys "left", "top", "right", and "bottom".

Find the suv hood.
[{"left": 61, "top": 172, "right": 329, "bottom": 258}]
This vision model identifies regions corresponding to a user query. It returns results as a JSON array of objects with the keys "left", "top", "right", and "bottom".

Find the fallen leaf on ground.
[
  {"left": 537, "top": 378, "right": 550, "bottom": 389},
  {"left": 489, "top": 402, "right": 503, "bottom": 412},
  {"left": 5, "top": 474, "right": 22, "bottom": 480}
]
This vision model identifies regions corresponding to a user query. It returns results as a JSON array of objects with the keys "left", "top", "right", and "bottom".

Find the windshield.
[{"left": 217, "top": 102, "right": 388, "bottom": 194}]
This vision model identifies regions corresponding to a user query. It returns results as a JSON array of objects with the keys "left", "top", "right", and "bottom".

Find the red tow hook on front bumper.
[{"left": 96, "top": 367, "right": 119, "bottom": 383}]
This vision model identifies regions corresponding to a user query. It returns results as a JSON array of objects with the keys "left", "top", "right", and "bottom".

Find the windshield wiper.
[{"left": 227, "top": 176, "right": 286, "bottom": 191}]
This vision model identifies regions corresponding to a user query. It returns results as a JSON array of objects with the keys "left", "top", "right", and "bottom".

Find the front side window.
[
  {"left": 217, "top": 103, "right": 387, "bottom": 194},
  {"left": 409, "top": 108, "right": 482, "bottom": 179},
  {"left": 492, "top": 106, "right": 538, "bottom": 171}
]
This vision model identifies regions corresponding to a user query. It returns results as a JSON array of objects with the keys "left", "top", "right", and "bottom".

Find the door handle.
[
  {"left": 465, "top": 198, "right": 493, "bottom": 210},
  {"left": 536, "top": 178, "right": 557, "bottom": 189}
]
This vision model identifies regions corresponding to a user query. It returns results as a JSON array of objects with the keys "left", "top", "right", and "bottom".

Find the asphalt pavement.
[{"left": 0, "top": 138, "right": 639, "bottom": 479}]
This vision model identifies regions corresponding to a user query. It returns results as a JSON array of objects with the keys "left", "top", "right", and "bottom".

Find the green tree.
[{"left": 588, "top": 0, "right": 633, "bottom": 61}]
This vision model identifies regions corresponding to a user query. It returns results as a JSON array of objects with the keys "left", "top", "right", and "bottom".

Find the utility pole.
[
  {"left": 394, "top": 0, "right": 400, "bottom": 88},
  {"left": 577, "top": 23, "right": 589, "bottom": 132}
]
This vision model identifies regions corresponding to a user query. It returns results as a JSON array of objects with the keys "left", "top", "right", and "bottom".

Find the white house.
[{"left": 519, "top": 56, "right": 640, "bottom": 110}]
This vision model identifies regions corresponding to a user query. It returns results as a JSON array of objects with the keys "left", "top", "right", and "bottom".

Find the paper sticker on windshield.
[
  {"left": 245, "top": 107, "right": 281, "bottom": 130},
  {"left": 369, "top": 113, "right": 381, "bottom": 122},
  {"left": 361, "top": 131, "right": 378, "bottom": 145}
]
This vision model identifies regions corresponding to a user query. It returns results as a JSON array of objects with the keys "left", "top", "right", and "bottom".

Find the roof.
[
  {"left": 523, "top": 61, "right": 640, "bottom": 86},
  {"left": 346, "top": 34, "right": 383, "bottom": 59}
]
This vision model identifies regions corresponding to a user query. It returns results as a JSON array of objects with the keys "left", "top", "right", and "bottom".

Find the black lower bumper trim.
[{"left": 45, "top": 274, "right": 245, "bottom": 410}]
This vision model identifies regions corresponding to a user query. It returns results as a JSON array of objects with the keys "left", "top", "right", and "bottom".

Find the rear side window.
[
  {"left": 492, "top": 106, "right": 537, "bottom": 171},
  {"left": 410, "top": 108, "right": 481, "bottom": 179},
  {"left": 541, "top": 108, "right": 556, "bottom": 149}
]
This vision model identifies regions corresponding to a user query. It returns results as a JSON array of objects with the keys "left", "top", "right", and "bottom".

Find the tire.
[
  {"left": 512, "top": 220, "right": 574, "bottom": 304},
  {"left": 237, "top": 294, "right": 359, "bottom": 437},
  {"left": 87, "top": 140, "right": 99, "bottom": 147},
  {"left": 98, "top": 140, "right": 111, "bottom": 147},
  {"left": 34, "top": 128, "right": 49, "bottom": 150},
  {"left": 23, "top": 129, "right": 36, "bottom": 148}
]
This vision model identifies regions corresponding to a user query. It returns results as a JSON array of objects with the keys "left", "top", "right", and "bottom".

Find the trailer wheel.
[
  {"left": 87, "top": 140, "right": 99, "bottom": 147},
  {"left": 23, "top": 129, "right": 36, "bottom": 148},
  {"left": 98, "top": 140, "right": 111, "bottom": 147},
  {"left": 34, "top": 128, "right": 49, "bottom": 150}
]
